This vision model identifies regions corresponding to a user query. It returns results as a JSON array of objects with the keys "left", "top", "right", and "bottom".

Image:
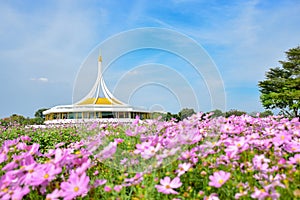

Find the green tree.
[
  {"left": 178, "top": 108, "right": 195, "bottom": 120},
  {"left": 209, "top": 109, "right": 225, "bottom": 118},
  {"left": 34, "top": 108, "right": 48, "bottom": 119},
  {"left": 32, "top": 108, "right": 48, "bottom": 125},
  {"left": 258, "top": 46, "right": 300, "bottom": 118},
  {"left": 259, "top": 110, "right": 273, "bottom": 118},
  {"left": 165, "top": 112, "right": 180, "bottom": 121},
  {"left": 225, "top": 109, "right": 247, "bottom": 117},
  {"left": 2, "top": 114, "right": 30, "bottom": 126}
]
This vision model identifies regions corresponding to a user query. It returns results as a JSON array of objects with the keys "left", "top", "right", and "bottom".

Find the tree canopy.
[
  {"left": 258, "top": 46, "right": 300, "bottom": 118},
  {"left": 178, "top": 108, "right": 195, "bottom": 120},
  {"left": 34, "top": 108, "right": 48, "bottom": 119}
]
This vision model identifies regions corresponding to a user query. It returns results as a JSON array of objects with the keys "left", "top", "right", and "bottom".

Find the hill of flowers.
[{"left": 0, "top": 113, "right": 299, "bottom": 200}]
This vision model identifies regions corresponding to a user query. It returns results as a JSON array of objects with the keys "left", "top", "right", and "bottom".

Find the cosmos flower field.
[{"left": 0, "top": 113, "right": 299, "bottom": 200}]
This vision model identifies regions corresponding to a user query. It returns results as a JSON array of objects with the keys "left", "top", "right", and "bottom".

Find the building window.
[
  {"left": 102, "top": 112, "right": 114, "bottom": 118},
  {"left": 62, "top": 113, "right": 67, "bottom": 119},
  {"left": 75, "top": 112, "right": 82, "bottom": 119},
  {"left": 68, "top": 113, "right": 75, "bottom": 119},
  {"left": 119, "top": 112, "right": 125, "bottom": 118},
  {"left": 96, "top": 112, "right": 101, "bottom": 118},
  {"left": 83, "top": 112, "right": 89, "bottom": 119},
  {"left": 90, "top": 112, "right": 95, "bottom": 119}
]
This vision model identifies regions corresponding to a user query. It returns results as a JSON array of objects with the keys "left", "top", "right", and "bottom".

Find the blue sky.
[{"left": 0, "top": 0, "right": 299, "bottom": 118}]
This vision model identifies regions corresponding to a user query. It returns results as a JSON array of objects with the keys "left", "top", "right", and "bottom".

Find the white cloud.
[
  {"left": 30, "top": 77, "right": 49, "bottom": 82},
  {"left": 180, "top": 1, "right": 300, "bottom": 84}
]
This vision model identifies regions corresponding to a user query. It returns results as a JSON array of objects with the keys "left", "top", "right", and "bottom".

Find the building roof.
[{"left": 77, "top": 97, "right": 123, "bottom": 105}]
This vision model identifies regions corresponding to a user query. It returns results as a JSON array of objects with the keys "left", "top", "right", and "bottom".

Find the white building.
[{"left": 43, "top": 55, "right": 153, "bottom": 124}]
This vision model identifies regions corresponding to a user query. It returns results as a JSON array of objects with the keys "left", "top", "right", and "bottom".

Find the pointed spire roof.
[{"left": 76, "top": 54, "right": 126, "bottom": 106}]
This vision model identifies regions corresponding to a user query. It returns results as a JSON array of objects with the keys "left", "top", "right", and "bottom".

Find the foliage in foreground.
[{"left": 0, "top": 114, "right": 300, "bottom": 200}]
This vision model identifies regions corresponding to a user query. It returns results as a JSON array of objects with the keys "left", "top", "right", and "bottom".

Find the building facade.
[{"left": 43, "top": 55, "right": 153, "bottom": 124}]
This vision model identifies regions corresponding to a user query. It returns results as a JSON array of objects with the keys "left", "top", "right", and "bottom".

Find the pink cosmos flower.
[
  {"left": 141, "top": 144, "right": 161, "bottom": 159},
  {"left": 0, "top": 152, "right": 7, "bottom": 164},
  {"left": 180, "top": 150, "right": 197, "bottom": 160},
  {"left": 278, "top": 158, "right": 286, "bottom": 165},
  {"left": 16, "top": 142, "right": 27, "bottom": 150},
  {"left": 26, "top": 143, "right": 40, "bottom": 156},
  {"left": 55, "top": 142, "right": 65, "bottom": 148},
  {"left": 20, "top": 163, "right": 37, "bottom": 185},
  {"left": 284, "top": 142, "right": 300, "bottom": 153},
  {"left": 155, "top": 176, "right": 182, "bottom": 194},
  {"left": 252, "top": 154, "right": 270, "bottom": 172},
  {"left": 20, "top": 135, "right": 31, "bottom": 142},
  {"left": 254, "top": 162, "right": 269, "bottom": 172},
  {"left": 124, "top": 173, "right": 144, "bottom": 186},
  {"left": 87, "top": 122, "right": 98, "bottom": 130},
  {"left": 93, "top": 170, "right": 99, "bottom": 175},
  {"left": 96, "top": 141, "right": 117, "bottom": 161},
  {"left": 46, "top": 189, "right": 61, "bottom": 200},
  {"left": 134, "top": 141, "right": 152, "bottom": 154},
  {"left": 179, "top": 129, "right": 202, "bottom": 144},
  {"left": 94, "top": 179, "right": 107, "bottom": 187},
  {"left": 253, "top": 154, "right": 270, "bottom": 165},
  {"left": 204, "top": 193, "right": 220, "bottom": 200},
  {"left": 235, "top": 191, "right": 248, "bottom": 199},
  {"left": 273, "top": 131, "right": 292, "bottom": 146},
  {"left": 234, "top": 137, "right": 249, "bottom": 151},
  {"left": 224, "top": 145, "right": 239, "bottom": 159},
  {"left": 30, "top": 163, "right": 62, "bottom": 186},
  {"left": 125, "top": 129, "right": 137, "bottom": 137},
  {"left": 288, "top": 154, "right": 300, "bottom": 165},
  {"left": 114, "top": 138, "right": 124, "bottom": 144},
  {"left": 75, "top": 159, "right": 91, "bottom": 175},
  {"left": 209, "top": 171, "right": 231, "bottom": 188},
  {"left": 176, "top": 163, "right": 192, "bottom": 176},
  {"left": 2, "top": 161, "right": 18, "bottom": 171},
  {"left": 251, "top": 187, "right": 280, "bottom": 200},
  {"left": 114, "top": 185, "right": 122, "bottom": 192},
  {"left": 104, "top": 185, "right": 112, "bottom": 192},
  {"left": 133, "top": 115, "right": 140, "bottom": 125},
  {"left": 2, "top": 186, "right": 30, "bottom": 200},
  {"left": 60, "top": 171, "right": 89, "bottom": 200}
]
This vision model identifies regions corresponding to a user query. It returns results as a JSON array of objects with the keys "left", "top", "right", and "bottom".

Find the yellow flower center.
[
  {"left": 237, "top": 143, "right": 241, "bottom": 147},
  {"left": 74, "top": 186, "right": 79, "bottom": 192},
  {"left": 218, "top": 179, "right": 224, "bottom": 184},
  {"left": 75, "top": 151, "right": 81, "bottom": 155},
  {"left": 2, "top": 188, "right": 8, "bottom": 193},
  {"left": 260, "top": 189, "right": 265, "bottom": 193},
  {"left": 28, "top": 169, "right": 34, "bottom": 173},
  {"left": 281, "top": 135, "right": 285, "bottom": 140},
  {"left": 166, "top": 185, "right": 171, "bottom": 189},
  {"left": 44, "top": 174, "right": 49, "bottom": 179}
]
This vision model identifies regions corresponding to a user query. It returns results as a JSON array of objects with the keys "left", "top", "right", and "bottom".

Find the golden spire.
[{"left": 98, "top": 49, "right": 102, "bottom": 62}]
